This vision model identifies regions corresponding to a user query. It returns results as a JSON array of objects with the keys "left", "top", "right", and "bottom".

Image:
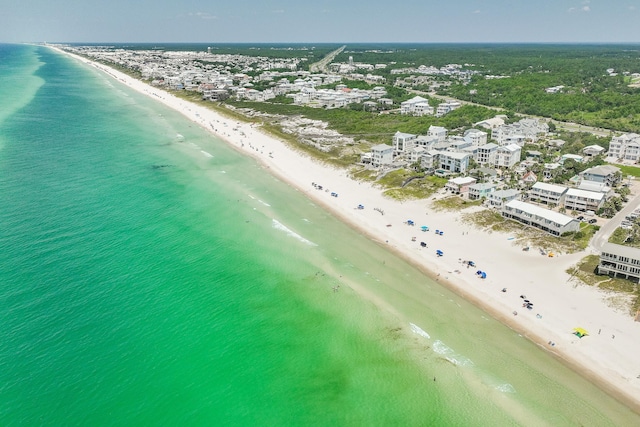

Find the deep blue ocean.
[{"left": 1, "top": 44, "right": 638, "bottom": 426}]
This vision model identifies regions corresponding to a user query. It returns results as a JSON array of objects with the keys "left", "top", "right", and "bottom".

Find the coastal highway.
[{"left": 309, "top": 45, "right": 346, "bottom": 73}]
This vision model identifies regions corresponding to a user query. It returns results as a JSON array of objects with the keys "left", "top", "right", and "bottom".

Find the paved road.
[
  {"left": 590, "top": 184, "right": 640, "bottom": 253},
  {"left": 309, "top": 45, "right": 346, "bottom": 74}
]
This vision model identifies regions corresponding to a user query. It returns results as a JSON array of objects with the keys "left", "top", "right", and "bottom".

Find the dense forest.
[{"left": 331, "top": 44, "right": 640, "bottom": 133}]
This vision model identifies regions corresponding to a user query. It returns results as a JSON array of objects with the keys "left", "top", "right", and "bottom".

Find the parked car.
[
  {"left": 588, "top": 219, "right": 597, "bottom": 224},
  {"left": 576, "top": 216, "right": 585, "bottom": 221}
]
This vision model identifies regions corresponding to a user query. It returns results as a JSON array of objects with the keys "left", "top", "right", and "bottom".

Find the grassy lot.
[
  {"left": 614, "top": 164, "right": 640, "bottom": 178},
  {"left": 349, "top": 167, "right": 378, "bottom": 182},
  {"left": 376, "top": 171, "right": 447, "bottom": 201},
  {"left": 431, "top": 195, "right": 483, "bottom": 212},
  {"left": 608, "top": 227, "right": 640, "bottom": 248},
  {"left": 568, "top": 255, "right": 640, "bottom": 315}
]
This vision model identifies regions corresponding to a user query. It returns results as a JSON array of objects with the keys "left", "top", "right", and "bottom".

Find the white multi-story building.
[
  {"left": 435, "top": 101, "right": 461, "bottom": 117},
  {"left": 392, "top": 132, "right": 417, "bottom": 155},
  {"left": 476, "top": 143, "right": 499, "bottom": 166},
  {"left": 528, "top": 182, "right": 568, "bottom": 206},
  {"left": 492, "top": 118, "right": 549, "bottom": 145},
  {"left": 427, "top": 125, "right": 448, "bottom": 143},
  {"left": 463, "top": 129, "right": 488, "bottom": 146},
  {"left": 564, "top": 188, "right": 606, "bottom": 212},
  {"left": 607, "top": 133, "right": 640, "bottom": 162},
  {"left": 371, "top": 144, "right": 394, "bottom": 167},
  {"left": 495, "top": 144, "right": 522, "bottom": 168},
  {"left": 598, "top": 243, "right": 640, "bottom": 282},
  {"left": 487, "top": 189, "right": 520, "bottom": 208},
  {"left": 400, "top": 96, "right": 433, "bottom": 116},
  {"left": 437, "top": 152, "right": 472, "bottom": 173}
]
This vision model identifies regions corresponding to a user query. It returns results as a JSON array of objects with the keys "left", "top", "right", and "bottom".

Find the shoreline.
[{"left": 52, "top": 46, "right": 640, "bottom": 413}]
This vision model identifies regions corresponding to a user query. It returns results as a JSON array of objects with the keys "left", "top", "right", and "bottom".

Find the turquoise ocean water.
[{"left": 1, "top": 44, "right": 639, "bottom": 426}]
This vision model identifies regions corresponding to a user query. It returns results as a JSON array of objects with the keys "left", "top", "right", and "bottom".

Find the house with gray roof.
[{"left": 580, "top": 165, "right": 621, "bottom": 187}]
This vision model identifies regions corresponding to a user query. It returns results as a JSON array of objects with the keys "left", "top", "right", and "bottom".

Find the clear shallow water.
[{"left": 0, "top": 44, "right": 638, "bottom": 426}]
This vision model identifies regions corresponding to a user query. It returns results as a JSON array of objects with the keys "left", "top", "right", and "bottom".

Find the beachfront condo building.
[
  {"left": 501, "top": 200, "right": 580, "bottom": 236},
  {"left": 598, "top": 243, "right": 640, "bottom": 283},
  {"left": 370, "top": 144, "right": 394, "bottom": 167}
]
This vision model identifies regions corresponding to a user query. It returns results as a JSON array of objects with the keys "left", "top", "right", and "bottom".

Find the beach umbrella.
[
  {"left": 573, "top": 327, "right": 589, "bottom": 338},
  {"left": 480, "top": 272, "right": 487, "bottom": 279}
]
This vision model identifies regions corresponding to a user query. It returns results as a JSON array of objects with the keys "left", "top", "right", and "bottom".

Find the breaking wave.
[
  {"left": 272, "top": 219, "right": 317, "bottom": 246},
  {"left": 410, "top": 323, "right": 431, "bottom": 339},
  {"left": 432, "top": 340, "right": 474, "bottom": 367}
]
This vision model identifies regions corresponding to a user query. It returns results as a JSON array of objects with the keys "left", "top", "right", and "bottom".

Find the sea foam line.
[
  {"left": 248, "top": 194, "right": 271, "bottom": 207},
  {"left": 200, "top": 150, "right": 213, "bottom": 158},
  {"left": 272, "top": 219, "right": 317, "bottom": 246},
  {"left": 410, "top": 323, "right": 431, "bottom": 339},
  {"left": 432, "top": 340, "right": 474, "bottom": 367}
]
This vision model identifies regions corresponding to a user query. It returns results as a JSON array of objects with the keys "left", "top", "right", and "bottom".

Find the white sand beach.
[{"left": 56, "top": 47, "right": 640, "bottom": 411}]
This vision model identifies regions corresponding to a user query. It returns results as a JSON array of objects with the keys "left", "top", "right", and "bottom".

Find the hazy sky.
[{"left": 2, "top": 0, "right": 640, "bottom": 44}]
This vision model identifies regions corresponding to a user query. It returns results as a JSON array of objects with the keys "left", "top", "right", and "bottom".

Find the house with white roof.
[
  {"left": 564, "top": 188, "right": 607, "bottom": 212},
  {"left": 528, "top": 182, "right": 568, "bottom": 206},
  {"left": 445, "top": 176, "right": 476, "bottom": 194},
  {"left": 474, "top": 115, "right": 506, "bottom": 130},
  {"left": 463, "top": 129, "right": 488, "bottom": 146},
  {"left": 583, "top": 144, "right": 606, "bottom": 158},
  {"left": 577, "top": 180, "right": 611, "bottom": 194},
  {"left": 502, "top": 200, "right": 580, "bottom": 236},
  {"left": 400, "top": 96, "right": 433, "bottom": 116},
  {"left": 468, "top": 183, "right": 497, "bottom": 200},
  {"left": 543, "top": 163, "right": 562, "bottom": 180},
  {"left": 560, "top": 153, "right": 584, "bottom": 164}
]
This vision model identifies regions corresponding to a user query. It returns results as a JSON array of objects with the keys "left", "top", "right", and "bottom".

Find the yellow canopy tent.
[{"left": 573, "top": 327, "right": 589, "bottom": 338}]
